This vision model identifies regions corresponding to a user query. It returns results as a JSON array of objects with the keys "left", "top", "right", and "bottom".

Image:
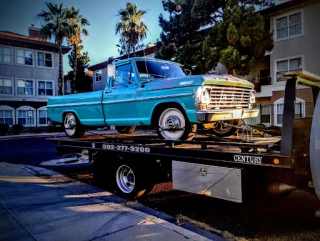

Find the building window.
[
  {"left": 37, "top": 51, "right": 53, "bottom": 67},
  {"left": 274, "top": 97, "right": 305, "bottom": 126},
  {"left": 17, "top": 79, "right": 34, "bottom": 96},
  {"left": 38, "top": 81, "right": 53, "bottom": 96},
  {"left": 16, "top": 48, "right": 33, "bottom": 66},
  {"left": 0, "top": 107, "right": 14, "bottom": 125},
  {"left": 17, "top": 107, "right": 35, "bottom": 126},
  {"left": 276, "top": 57, "right": 302, "bottom": 82},
  {"left": 0, "top": 78, "right": 13, "bottom": 95},
  {"left": 95, "top": 70, "right": 102, "bottom": 82},
  {"left": 260, "top": 105, "right": 271, "bottom": 124},
  {"left": 38, "top": 107, "right": 50, "bottom": 126},
  {"left": 276, "top": 12, "right": 302, "bottom": 40},
  {"left": 0, "top": 46, "right": 12, "bottom": 63}
]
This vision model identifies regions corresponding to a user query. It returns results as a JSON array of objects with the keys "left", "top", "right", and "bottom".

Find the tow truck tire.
[
  {"left": 113, "top": 160, "right": 153, "bottom": 199},
  {"left": 63, "top": 112, "right": 85, "bottom": 138},
  {"left": 156, "top": 107, "right": 196, "bottom": 140},
  {"left": 209, "top": 120, "right": 240, "bottom": 137},
  {"left": 115, "top": 126, "right": 136, "bottom": 134}
]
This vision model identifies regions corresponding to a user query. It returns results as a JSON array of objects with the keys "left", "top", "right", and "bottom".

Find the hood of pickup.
[
  {"left": 202, "top": 74, "right": 254, "bottom": 89},
  {"left": 143, "top": 76, "right": 201, "bottom": 90},
  {"left": 144, "top": 74, "right": 253, "bottom": 91}
]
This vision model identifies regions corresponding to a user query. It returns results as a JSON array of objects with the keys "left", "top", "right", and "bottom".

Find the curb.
[{"left": 0, "top": 132, "right": 66, "bottom": 141}]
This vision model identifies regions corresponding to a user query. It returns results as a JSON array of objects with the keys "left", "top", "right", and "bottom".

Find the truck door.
[{"left": 102, "top": 63, "right": 140, "bottom": 126}]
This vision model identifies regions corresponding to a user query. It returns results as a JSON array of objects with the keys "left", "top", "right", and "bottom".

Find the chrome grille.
[{"left": 207, "top": 86, "right": 251, "bottom": 109}]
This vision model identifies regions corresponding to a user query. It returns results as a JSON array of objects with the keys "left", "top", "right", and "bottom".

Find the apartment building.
[
  {"left": 246, "top": 0, "right": 320, "bottom": 126},
  {"left": 0, "top": 27, "right": 70, "bottom": 128}
]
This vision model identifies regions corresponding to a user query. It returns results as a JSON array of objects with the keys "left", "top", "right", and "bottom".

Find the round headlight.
[
  {"left": 250, "top": 91, "right": 256, "bottom": 103},
  {"left": 202, "top": 89, "right": 211, "bottom": 104}
]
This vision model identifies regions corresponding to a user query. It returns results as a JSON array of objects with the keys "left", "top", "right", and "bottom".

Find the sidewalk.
[{"left": 0, "top": 162, "right": 222, "bottom": 241}]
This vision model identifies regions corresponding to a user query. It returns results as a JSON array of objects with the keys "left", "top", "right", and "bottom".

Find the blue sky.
[{"left": 0, "top": 0, "right": 168, "bottom": 73}]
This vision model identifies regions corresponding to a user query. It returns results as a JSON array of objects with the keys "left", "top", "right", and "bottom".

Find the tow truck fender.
[{"left": 310, "top": 92, "right": 320, "bottom": 200}]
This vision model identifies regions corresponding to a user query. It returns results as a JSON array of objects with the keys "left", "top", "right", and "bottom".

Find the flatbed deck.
[{"left": 49, "top": 131, "right": 290, "bottom": 169}]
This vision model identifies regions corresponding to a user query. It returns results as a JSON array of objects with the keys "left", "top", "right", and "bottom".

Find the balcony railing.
[{"left": 254, "top": 77, "right": 271, "bottom": 92}]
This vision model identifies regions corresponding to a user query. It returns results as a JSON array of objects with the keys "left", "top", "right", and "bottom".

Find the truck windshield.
[{"left": 135, "top": 60, "right": 186, "bottom": 80}]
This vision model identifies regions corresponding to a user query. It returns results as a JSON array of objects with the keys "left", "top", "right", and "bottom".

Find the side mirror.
[
  {"left": 107, "top": 63, "right": 116, "bottom": 79},
  {"left": 184, "top": 69, "right": 192, "bottom": 76}
]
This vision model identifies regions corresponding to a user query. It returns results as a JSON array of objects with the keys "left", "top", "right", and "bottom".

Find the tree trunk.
[
  {"left": 58, "top": 40, "right": 63, "bottom": 95},
  {"left": 71, "top": 44, "right": 77, "bottom": 94}
]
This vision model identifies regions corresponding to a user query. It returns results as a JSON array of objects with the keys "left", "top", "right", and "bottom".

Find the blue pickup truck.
[{"left": 47, "top": 57, "right": 258, "bottom": 140}]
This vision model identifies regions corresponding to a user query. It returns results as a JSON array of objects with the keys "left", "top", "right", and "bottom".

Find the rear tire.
[
  {"left": 63, "top": 113, "right": 85, "bottom": 138},
  {"left": 115, "top": 126, "right": 136, "bottom": 134},
  {"left": 113, "top": 160, "right": 153, "bottom": 199},
  {"left": 156, "top": 107, "right": 196, "bottom": 140}
]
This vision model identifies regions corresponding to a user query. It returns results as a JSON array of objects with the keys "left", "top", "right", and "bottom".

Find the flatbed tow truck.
[{"left": 48, "top": 72, "right": 320, "bottom": 206}]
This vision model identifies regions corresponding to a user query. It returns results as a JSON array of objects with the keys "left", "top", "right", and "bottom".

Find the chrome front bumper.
[{"left": 196, "top": 108, "right": 259, "bottom": 122}]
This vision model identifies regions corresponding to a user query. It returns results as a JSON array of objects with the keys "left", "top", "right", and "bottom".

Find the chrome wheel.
[
  {"left": 158, "top": 108, "right": 186, "bottom": 140},
  {"left": 116, "top": 164, "right": 135, "bottom": 194},
  {"left": 63, "top": 112, "right": 85, "bottom": 138},
  {"left": 64, "top": 113, "right": 77, "bottom": 137}
]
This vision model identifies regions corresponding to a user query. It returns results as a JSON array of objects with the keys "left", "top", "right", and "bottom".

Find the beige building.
[
  {"left": 0, "top": 27, "right": 70, "bottom": 128},
  {"left": 242, "top": 0, "right": 320, "bottom": 126}
]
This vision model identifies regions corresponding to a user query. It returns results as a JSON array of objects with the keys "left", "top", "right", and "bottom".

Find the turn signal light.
[
  {"left": 200, "top": 104, "right": 207, "bottom": 110},
  {"left": 273, "top": 159, "right": 280, "bottom": 165}
]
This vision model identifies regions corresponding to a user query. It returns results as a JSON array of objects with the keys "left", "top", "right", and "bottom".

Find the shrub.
[
  {"left": 32, "top": 127, "right": 42, "bottom": 133},
  {"left": 0, "top": 124, "right": 9, "bottom": 135},
  {"left": 12, "top": 124, "right": 24, "bottom": 135}
]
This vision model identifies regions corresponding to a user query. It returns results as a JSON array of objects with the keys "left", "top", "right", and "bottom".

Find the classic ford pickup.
[{"left": 47, "top": 57, "right": 258, "bottom": 140}]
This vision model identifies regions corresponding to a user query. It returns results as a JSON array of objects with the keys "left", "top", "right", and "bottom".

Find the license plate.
[{"left": 233, "top": 109, "right": 243, "bottom": 119}]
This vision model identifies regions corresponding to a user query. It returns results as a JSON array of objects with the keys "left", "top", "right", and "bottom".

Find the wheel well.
[
  {"left": 151, "top": 102, "right": 187, "bottom": 126},
  {"left": 62, "top": 111, "right": 82, "bottom": 125}
]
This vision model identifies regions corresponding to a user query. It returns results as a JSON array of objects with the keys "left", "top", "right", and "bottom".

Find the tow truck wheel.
[
  {"left": 157, "top": 108, "right": 196, "bottom": 140},
  {"left": 113, "top": 160, "right": 151, "bottom": 199},
  {"left": 63, "top": 113, "right": 85, "bottom": 138},
  {"left": 115, "top": 126, "right": 136, "bottom": 134},
  {"left": 209, "top": 120, "right": 240, "bottom": 137}
]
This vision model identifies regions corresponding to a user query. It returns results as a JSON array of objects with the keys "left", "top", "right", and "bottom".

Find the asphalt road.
[{"left": 1, "top": 136, "right": 320, "bottom": 241}]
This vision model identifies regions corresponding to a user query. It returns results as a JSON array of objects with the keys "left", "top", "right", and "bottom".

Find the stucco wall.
[
  {"left": 0, "top": 49, "right": 60, "bottom": 101},
  {"left": 93, "top": 67, "right": 107, "bottom": 91},
  {"left": 270, "top": 1, "right": 320, "bottom": 84}
]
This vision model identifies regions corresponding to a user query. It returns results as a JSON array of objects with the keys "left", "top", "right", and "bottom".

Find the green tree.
[
  {"left": 68, "top": 6, "right": 90, "bottom": 94},
  {"left": 157, "top": 0, "right": 273, "bottom": 74},
  {"left": 68, "top": 45, "right": 91, "bottom": 93},
  {"left": 36, "top": 2, "right": 76, "bottom": 95},
  {"left": 115, "top": 2, "right": 148, "bottom": 56},
  {"left": 202, "top": 0, "right": 273, "bottom": 75}
]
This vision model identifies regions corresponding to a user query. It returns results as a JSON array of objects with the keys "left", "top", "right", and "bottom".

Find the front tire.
[
  {"left": 63, "top": 113, "right": 85, "bottom": 138},
  {"left": 156, "top": 107, "right": 196, "bottom": 140},
  {"left": 115, "top": 126, "right": 136, "bottom": 134},
  {"left": 209, "top": 120, "right": 240, "bottom": 137}
]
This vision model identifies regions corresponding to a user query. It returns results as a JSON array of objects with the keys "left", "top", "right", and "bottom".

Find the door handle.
[{"left": 105, "top": 89, "right": 112, "bottom": 93}]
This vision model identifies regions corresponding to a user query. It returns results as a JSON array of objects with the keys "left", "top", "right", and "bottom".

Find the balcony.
[{"left": 254, "top": 77, "right": 272, "bottom": 92}]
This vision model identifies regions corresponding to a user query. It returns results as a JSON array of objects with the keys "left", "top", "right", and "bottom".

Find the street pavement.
[{"left": 0, "top": 132, "right": 223, "bottom": 241}]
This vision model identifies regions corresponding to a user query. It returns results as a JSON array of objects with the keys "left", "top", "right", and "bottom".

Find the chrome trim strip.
[
  {"left": 102, "top": 93, "right": 193, "bottom": 104},
  {"left": 196, "top": 108, "right": 259, "bottom": 114},
  {"left": 135, "top": 93, "right": 193, "bottom": 102},
  {"left": 102, "top": 99, "right": 135, "bottom": 104},
  {"left": 48, "top": 101, "right": 101, "bottom": 108}
]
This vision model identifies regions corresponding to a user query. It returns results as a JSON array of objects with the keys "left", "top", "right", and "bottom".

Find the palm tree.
[
  {"left": 36, "top": 2, "right": 76, "bottom": 95},
  {"left": 115, "top": 3, "right": 148, "bottom": 56},
  {"left": 68, "top": 6, "right": 89, "bottom": 94}
]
